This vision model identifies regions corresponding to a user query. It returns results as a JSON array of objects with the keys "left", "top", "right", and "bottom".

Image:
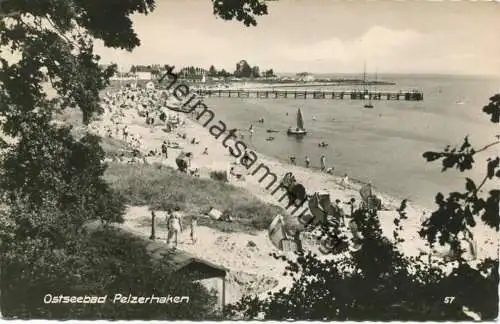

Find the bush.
[
  {"left": 210, "top": 170, "right": 228, "bottom": 182},
  {"left": 226, "top": 210, "right": 499, "bottom": 321}
]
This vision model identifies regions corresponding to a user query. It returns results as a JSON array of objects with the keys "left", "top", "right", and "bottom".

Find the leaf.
[
  {"left": 465, "top": 178, "right": 477, "bottom": 193},
  {"left": 459, "top": 136, "right": 471, "bottom": 152},
  {"left": 481, "top": 192, "right": 500, "bottom": 231},
  {"left": 486, "top": 157, "right": 499, "bottom": 179},
  {"left": 441, "top": 155, "right": 458, "bottom": 171},
  {"left": 422, "top": 151, "right": 442, "bottom": 162},
  {"left": 482, "top": 94, "right": 500, "bottom": 123},
  {"left": 464, "top": 206, "right": 476, "bottom": 227}
]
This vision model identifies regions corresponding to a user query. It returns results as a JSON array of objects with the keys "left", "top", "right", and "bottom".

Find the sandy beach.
[{"left": 87, "top": 89, "right": 498, "bottom": 303}]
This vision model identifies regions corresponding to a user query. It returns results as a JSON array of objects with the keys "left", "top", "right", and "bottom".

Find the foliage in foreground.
[
  {"left": 227, "top": 95, "right": 500, "bottom": 321},
  {"left": 0, "top": 225, "right": 218, "bottom": 319},
  {"left": 105, "top": 162, "right": 284, "bottom": 231},
  {"left": 226, "top": 210, "right": 499, "bottom": 321}
]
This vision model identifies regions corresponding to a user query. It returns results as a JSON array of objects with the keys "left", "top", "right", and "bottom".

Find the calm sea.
[{"left": 204, "top": 74, "right": 499, "bottom": 209}]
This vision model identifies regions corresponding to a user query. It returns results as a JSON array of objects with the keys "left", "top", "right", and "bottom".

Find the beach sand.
[{"left": 89, "top": 100, "right": 498, "bottom": 303}]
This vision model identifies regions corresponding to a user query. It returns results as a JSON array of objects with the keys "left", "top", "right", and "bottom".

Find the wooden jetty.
[{"left": 194, "top": 89, "right": 424, "bottom": 101}]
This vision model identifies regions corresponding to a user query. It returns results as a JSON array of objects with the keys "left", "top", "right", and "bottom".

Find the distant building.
[
  {"left": 295, "top": 72, "right": 315, "bottom": 82},
  {"left": 304, "top": 75, "right": 316, "bottom": 82},
  {"left": 134, "top": 72, "right": 152, "bottom": 80}
]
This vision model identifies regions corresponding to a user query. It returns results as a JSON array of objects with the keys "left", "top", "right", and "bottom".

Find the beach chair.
[
  {"left": 208, "top": 208, "right": 223, "bottom": 220},
  {"left": 268, "top": 214, "right": 287, "bottom": 250},
  {"left": 281, "top": 239, "right": 298, "bottom": 253}
]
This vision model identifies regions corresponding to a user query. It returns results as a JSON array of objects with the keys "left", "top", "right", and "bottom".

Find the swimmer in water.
[{"left": 312, "top": 116, "right": 316, "bottom": 121}]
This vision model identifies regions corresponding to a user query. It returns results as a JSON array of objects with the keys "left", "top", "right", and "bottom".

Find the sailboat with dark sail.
[
  {"left": 287, "top": 108, "right": 307, "bottom": 136},
  {"left": 363, "top": 63, "right": 374, "bottom": 109}
]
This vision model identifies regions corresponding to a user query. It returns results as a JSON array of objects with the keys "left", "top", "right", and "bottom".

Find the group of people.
[
  {"left": 98, "top": 84, "right": 194, "bottom": 164},
  {"left": 288, "top": 154, "right": 334, "bottom": 175}
]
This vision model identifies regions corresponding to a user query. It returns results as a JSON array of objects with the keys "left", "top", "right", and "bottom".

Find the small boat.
[
  {"left": 287, "top": 108, "right": 307, "bottom": 136},
  {"left": 318, "top": 142, "right": 328, "bottom": 148},
  {"left": 362, "top": 63, "right": 375, "bottom": 109},
  {"left": 266, "top": 129, "right": 280, "bottom": 133},
  {"left": 266, "top": 137, "right": 275, "bottom": 141}
]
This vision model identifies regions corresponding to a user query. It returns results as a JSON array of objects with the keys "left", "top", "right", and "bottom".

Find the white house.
[{"left": 134, "top": 71, "right": 152, "bottom": 80}]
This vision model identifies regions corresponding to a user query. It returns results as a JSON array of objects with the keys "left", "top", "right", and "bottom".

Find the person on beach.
[
  {"left": 320, "top": 155, "right": 326, "bottom": 172},
  {"left": 290, "top": 156, "right": 296, "bottom": 165},
  {"left": 340, "top": 173, "right": 349, "bottom": 188},
  {"left": 305, "top": 156, "right": 310, "bottom": 168},
  {"left": 167, "top": 207, "right": 183, "bottom": 248},
  {"left": 333, "top": 199, "right": 346, "bottom": 226},
  {"left": 122, "top": 126, "right": 128, "bottom": 141},
  {"left": 202, "top": 147, "right": 208, "bottom": 155},
  {"left": 175, "top": 152, "right": 192, "bottom": 173},
  {"left": 326, "top": 167, "right": 334, "bottom": 174},
  {"left": 161, "top": 140, "right": 168, "bottom": 158},
  {"left": 346, "top": 198, "right": 357, "bottom": 217},
  {"left": 190, "top": 216, "right": 198, "bottom": 244}
]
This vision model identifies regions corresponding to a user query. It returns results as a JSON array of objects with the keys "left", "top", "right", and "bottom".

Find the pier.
[{"left": 195, "top": 89, "right": 424, "bottom": 101}]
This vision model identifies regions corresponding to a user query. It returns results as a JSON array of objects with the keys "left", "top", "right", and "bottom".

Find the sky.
[{"left": 93, "top": 0, "right": 500, "bottom": 75}]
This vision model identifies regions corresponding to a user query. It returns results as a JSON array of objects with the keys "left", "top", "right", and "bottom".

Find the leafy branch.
[{"left": 420, "top": 94, "right": 500, "bottom": 247}]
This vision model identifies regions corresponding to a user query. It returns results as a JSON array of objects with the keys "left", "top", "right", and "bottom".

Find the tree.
[
  {"left": 226, "top": 95, "right": 500, "bottom": 321},
  {"left": 263, "top": 69, "right": 275, "bottom": 78},
  {"left": 234, "top": 60, "right": 252, "bottom": 78},
  {"left": 217, "top": 69, "right": 231, "bottom": 78},
  {"left": 208, "top": 65, "right": 217, "bottom": 77},
  {"left": 0, "top": 0, "right": 270, "bottom": 318},
  {"left": 251, "top": 66, "right": 260, "bottom": 78}
]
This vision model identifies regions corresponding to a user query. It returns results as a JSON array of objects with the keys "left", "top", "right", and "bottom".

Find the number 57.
[{"left": 444, "top": 297, "right": 455, "bottom": 304}]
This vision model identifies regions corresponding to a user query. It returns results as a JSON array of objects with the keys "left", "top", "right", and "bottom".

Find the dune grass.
[{"left": 104, "top": 162, "right": 285, "bottom": 232}]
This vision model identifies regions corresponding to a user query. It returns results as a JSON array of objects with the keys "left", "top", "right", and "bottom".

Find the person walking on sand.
[
  {"left": 161, "top": 140, "right": 168, "bottom": 159},
  {"left": 167, "top": 207, "right": 183, "bottom": 248},
  {"left": 122, "top": 126, "right": 129, "bottom": 141},
  {"left": 190, "top": 216, "right": 198, "bottom": 244},
  {"left": 346, "top": 198, "right": 357, "bottom": 217},
  {"left": 333, "top": 199, "right": 346, "bottom": 226},
  {"left": 320, "top": 155, "right": 326, "bottom": 172},
  {"left": 340, "top": 173, "right": 349, "bottom": 188},
  {"left": 305, "top": 156, "right": 310, "bottom": 168}
]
